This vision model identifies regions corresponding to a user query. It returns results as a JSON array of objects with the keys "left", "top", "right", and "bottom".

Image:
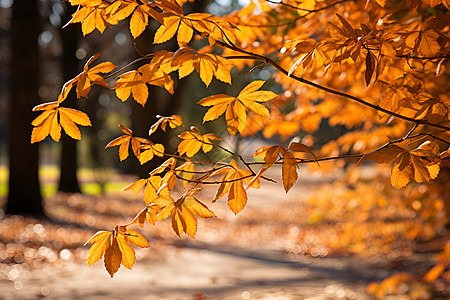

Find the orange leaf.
[
  {"left": 198, "top": 81, "right": 277, "bottom": 135},
  {"left": 105, "top": 124, "right": 149, "bottom": 160}
]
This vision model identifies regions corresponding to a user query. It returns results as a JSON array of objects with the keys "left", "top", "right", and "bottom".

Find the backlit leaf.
[{"left": 198, "top": 81, "right": 277, "bottom": 135}]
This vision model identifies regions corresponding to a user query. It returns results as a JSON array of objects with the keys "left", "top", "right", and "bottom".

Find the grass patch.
[{"left": 0, "top": 165, "right": 130, "bottom": 197}]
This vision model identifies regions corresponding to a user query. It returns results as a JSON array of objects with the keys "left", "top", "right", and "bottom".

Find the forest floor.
[{"left": 0, "top": 167, "right": 441, "bottom": 300}]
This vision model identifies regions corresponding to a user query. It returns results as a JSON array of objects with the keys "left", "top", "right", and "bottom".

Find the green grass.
[{"left": 0, "top": 165, "right": 129, "bottom": 197}]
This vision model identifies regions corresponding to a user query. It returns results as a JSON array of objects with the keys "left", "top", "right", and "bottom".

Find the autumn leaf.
[
  {"left": 115, "top": 70, "right": 149, "bottom": 106},
  {"left": 154, "top": 11, "right": 213, "bottom": 47},
  {"left": 131, "top": 205, "right": 161, "bottom": 227},
  {"left": 359, "top": 142, "right": 441, "bottom": 188},
  {"left": 139, "top": 143, "right": 165, "bottom": 164},
  {"left": 121, "top": 2, "right": 163, "bottom": 39},
  {"left": 105, "top": 124, "right": 149, "bottom": 161},
  {"left": 68, "top": 2, "right": 109, "bottom": 36},
  {"left": 288, "top": 141, "right": 318, "bottom": 161},
  {"left": 84, "top": 227, "right": 148, "bottom": 277},
  {"left": 365, "top": 50, "right": 376, "bottom": 86},
  {"left": 56, "top": 53, "right": 116, "bottom": 103},
  {"left": 198, "top": 81, "right": 277, "bottom": 135},
  {"left": 154, "top": 190, "right": 216, "bottom": 238},
  {"left": 212, "top": 160, "right": 257, "bottom": 214},
  {"left": 176, "top": 161, "right": 196, "bottom": 188},
  {"left": 122, "top": 175, "right": 167, "bottom": 205},
  {"left": 85, "top": 231, "right": 111, "bottom": 267},
  {"left": 148, "top": 157, "right": 178, "bottom": 190},
  {"left": 149, "top": 115, "right": 183, "bottom": 136},
  {"left": 154, "top": 14, "right": 191, "bottom": 47},
  {"left": 253, "top": 146, "right": 278, "bottom": 168},
  {"left": 172, "top": 49, "right": 233, "bottom": 86},
  {"left": 358, "top": 144, "right": 406, "bottom": 166},
  {"left": 253, "top": 145, "right": 300, "bottom": 192},
  {"left": 31, "top": 101, "right": 92, "bottom": 143},
  {"left": 178, "top": 131, "right": 222, "bottom": 157}
]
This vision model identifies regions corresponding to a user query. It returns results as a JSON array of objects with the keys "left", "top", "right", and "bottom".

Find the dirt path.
[
  {"left": 2, "top": 243, "right": 386, "bottom": 300},
  {"left": 0, "top": 168, "right": 419, "bottom": 299}
]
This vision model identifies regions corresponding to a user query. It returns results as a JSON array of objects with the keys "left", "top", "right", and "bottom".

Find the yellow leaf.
[
  {"left": 116, "top": 232, "right": 135, "bottom": 270},
  {"left": 211, "top": 160, "right": 253, "bottom": 214},
  {"left": 198, "top": 81, "right": 276, "bottom": 135},
  {"left": 418, "top": 29, "right": 441, "bottom": 57},
  {"left": 282, "top": 152, "right": 298, "bottom": 192},
  {"left": 183, "top": 196, "right": 216, "bottom": 218},
  {"left": 70, "top": 4, "right": 109, "bottom": 36},
  {"left": 391, "top": 152, "right": 413, "bottom": 188},
  {"left": 253, "top": 145, "right": 286, "bottom": 167},
  {"left": 154, "top": 15, "right": 181, "bottom": 44},
  {"left": 149, "top": 115, "right": 183, "bottom": 136},
  {"left": 115, "top": 70, "right": 149, "bottom": 106},
  {"left": 288, "top": 141, "right": 318, "bottom": 161},
  {"left": 105, "top": 124, "right": 149, "bottom": 160},
  {"left": 178, "top": 131, "right": 222, "bottom": 157},
  {"left": 228, "top": 173, "right": 248, "bottom": 214},
  {"left": 104, "top": 235, "right": 122, "bottom": 277},
  {"left": 139, "top": 143, "right": 165, "bottom": 164},
  {"left": 171, "top": 208, "right": 184, "bottom": 237},
  {"left": 31, "top": 104, "right": 92, "bottom": 143},
  {"left": 85, "top": 231, "right": 112, "bottom": 267},
  {"left": 358, "top": 145, "right": 406, "bottom": 166},
  {"left": 123, "top": 229, "right": 149, "bottom": 248}
]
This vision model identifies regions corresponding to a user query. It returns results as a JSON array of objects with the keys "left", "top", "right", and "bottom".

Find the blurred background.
[{"left": 0, "top": 1, "right": 448, "bottom": 300}]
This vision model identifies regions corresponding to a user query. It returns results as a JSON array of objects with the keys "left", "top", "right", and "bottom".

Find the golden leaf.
[
  {"left": 105, "top": 124, "right": 149, "bottom": 161},
  {"left": 31, "top": 102, "right": 92, "bottom": 143},
  {"left": 198, "top": 81, "right": 277, "bottom": 135},
  {"left": 149, "top": 115, "right": 183, "bottom": 136}
]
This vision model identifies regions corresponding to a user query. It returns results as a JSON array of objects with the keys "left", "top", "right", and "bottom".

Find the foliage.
[{"left": 30, "top": 0, "right": 449, "bottom": 295}]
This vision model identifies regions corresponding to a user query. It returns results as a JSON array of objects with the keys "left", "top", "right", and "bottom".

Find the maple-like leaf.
[
  {"left": 154, "top": 189, "right": 216, "bottom": 238},
  {"left": 172, "top": 49, "right": 233, "bottom": 86},
  {"left": 68, "top": 2, "right": 109, "bottom": 36},
  {"left": 154, "top": 11, "right": 212, "bottom": 47},
  {"left": 178, "top": 131, "right": 222, "bottom": 157},
  {"left": 31, "top": 101, "right": 92, "bottom": 143},
  {"left": 115, "top": 70, "right": 149, "bottom": 106},
  {"left": 122, "top": 175, "right": 166, "bottom": 205},
  {"left": 148, "top": 157, "right": 178, "bottom": 190},
  {"left": 108, "top": 1, "right": 163, "bottom": 39},
  {"left": 198, "top": 81, "right": 277, "bottom": 135},
  {"left": 358, "top": 141, "right": 441, "bottom": 188},
  {"left": 57, "top": 53, "right": 116, "bottom": 103},
  {"left": 115, "top": 61, "right": 175, "bottom": 105},
  {"left": 85, "top": 227, "right": 148, "bottom": 277},
  {"left": 131, "top": 205, "right": 161, "bottom": 227},
  {"left": 139, "top": 143, "right": 165, "bottom": 164},
  {"left": 105, "top": 124, "right": 149, "bottom": 161},
  {"left": 212, "top": 160, "right": 258, "bottom": 214},
  {"left": 253, "top": 145, "right": 301, "bottom": 192}
]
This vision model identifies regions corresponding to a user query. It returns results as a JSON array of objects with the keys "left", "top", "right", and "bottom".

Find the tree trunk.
[
  {"left": 58, "top": 4, "right": 81, "bottom": 193},
  {"left": 6, "top": 0, "right": 44, "bottom": 216}
]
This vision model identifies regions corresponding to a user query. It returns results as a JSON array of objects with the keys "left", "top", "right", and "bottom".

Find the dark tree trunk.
[
  {"left": 6, "top": 0, "right": 44, "bottom": 215},
  {"left": 58, "top": 4, "right": 81, "bottom": 193}
]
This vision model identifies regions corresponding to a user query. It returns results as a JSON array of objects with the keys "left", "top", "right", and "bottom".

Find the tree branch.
[{"left": 218, "top": 41, "right": 450, "bottom": 132}]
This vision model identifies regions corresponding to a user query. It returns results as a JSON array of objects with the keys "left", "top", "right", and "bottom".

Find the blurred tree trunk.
[
  {"left": 6, "top": 0, "right": 44, "bottom": 215},
  {"left": 58, "top": 4, "right": 81, "bottom": 193}
]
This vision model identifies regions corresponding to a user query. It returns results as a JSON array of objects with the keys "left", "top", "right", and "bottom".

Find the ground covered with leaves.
[{"left": 0, "top": 167, "right": 448, "bottom": 299}]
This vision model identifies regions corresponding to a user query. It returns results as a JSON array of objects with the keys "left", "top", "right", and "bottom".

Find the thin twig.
[{"left": 218, "top": 41, "right": 450, "bottom": 132}]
